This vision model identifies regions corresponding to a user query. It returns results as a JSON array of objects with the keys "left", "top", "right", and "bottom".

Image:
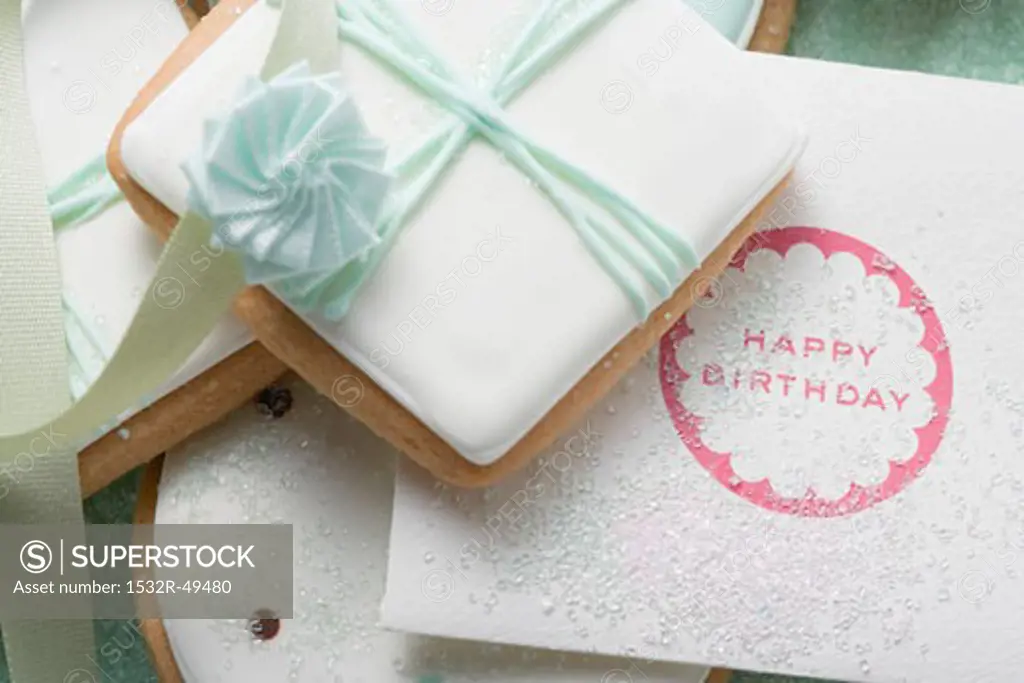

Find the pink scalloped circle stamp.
[{"left": 660, "top": 227, "right": 953, "bottom": 517}]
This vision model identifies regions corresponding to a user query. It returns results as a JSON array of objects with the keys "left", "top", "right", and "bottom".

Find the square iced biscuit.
[{"left": 117, "top": 0, "right": 803, "bottom": 468}]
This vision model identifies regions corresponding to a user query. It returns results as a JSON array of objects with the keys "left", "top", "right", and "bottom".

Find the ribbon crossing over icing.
[
  {"left": 195, "top": 0, "right": 701, "bottom": 320},
  {"left": 48, "top": 154, "right": 125, "bottom": 230}
]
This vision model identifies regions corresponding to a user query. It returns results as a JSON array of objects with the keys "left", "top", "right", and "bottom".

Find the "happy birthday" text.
[{"left": 699, "top": 330, "right": 910, "bottom": 412}]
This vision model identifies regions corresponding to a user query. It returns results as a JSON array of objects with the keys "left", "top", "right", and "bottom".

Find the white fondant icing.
[
  {"left": 121, "top": 0, "right": 803, "bottom": 464},
  {"left": 157, "top": 381, "right": 709, "bottom": 683},
  {"left": 23, "top": 0, "right": 253, "bottom": 444}
]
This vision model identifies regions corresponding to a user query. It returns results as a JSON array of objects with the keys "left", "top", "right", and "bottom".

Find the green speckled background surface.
[{"left": 5, "top": 1, "right": 1024, "bottom": 681}]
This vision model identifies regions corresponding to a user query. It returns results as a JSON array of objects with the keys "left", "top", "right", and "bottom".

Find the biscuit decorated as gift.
[{"left": 110, "top": 0, "right": 805, "bottom": 486}]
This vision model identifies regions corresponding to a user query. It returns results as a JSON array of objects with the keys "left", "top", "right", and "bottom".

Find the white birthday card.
[{"left": 382, "top": 52, "right": 1024, "bottom": 683}]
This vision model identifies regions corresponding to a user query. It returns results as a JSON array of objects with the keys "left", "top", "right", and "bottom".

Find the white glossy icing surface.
[
  {"left": 122, "top": 0, "right": 803, "bottom": 464},
  {"left": 23, "top": 0, "right": 253, "bottom": 442},
  {"left": 157, "top": 381, "right": 709, "bottom": 683}
]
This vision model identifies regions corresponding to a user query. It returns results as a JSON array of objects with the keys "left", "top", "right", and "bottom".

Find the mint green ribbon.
[
  {"left": 0, "top": 0, "right": 336, "bottom": 680},
  {"left": 47, "top": 155, "right": 125, "bottom": 231},
  {"left": 275, "top": 0, "right": 699, "bottom": 320},
  {"left": 46, "top": 160, "right": 126, "bottom": 398}
]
